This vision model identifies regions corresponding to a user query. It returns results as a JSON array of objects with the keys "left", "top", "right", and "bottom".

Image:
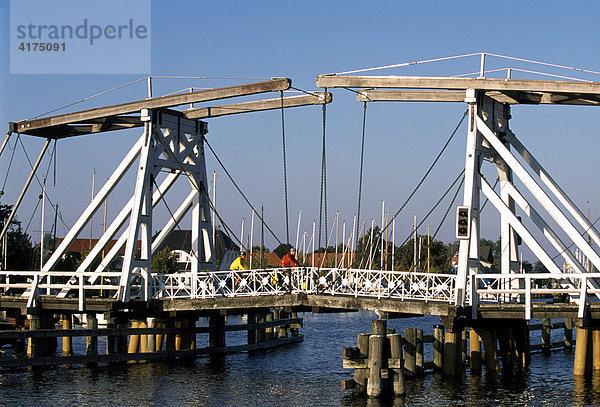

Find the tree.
[
  {"left": 273, "top": 243, "right": 292, "bottom": 259},
  {"left": 393, "top": 235, "right": 450, "bottom": 273},
  {"left": 151, "top": 246, "right": 179, "bottom": 274},
  {"left": 533, "top": 260, "right": 549, "bottom": 273},
  {"left": 0, "top": 204, "right": 34, "bottom": 270}
]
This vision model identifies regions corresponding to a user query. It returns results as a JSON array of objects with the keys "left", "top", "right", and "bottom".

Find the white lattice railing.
[
  {"left": 153, "top": 267, "right": 457, "bottom": 303},
  {"left": 471, "top": 272, "right": 600, "bottom": 319}
]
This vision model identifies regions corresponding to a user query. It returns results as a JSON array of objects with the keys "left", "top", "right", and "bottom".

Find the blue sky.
[{"left": 2, "top": 1, "right": 600, "bottom": 258}]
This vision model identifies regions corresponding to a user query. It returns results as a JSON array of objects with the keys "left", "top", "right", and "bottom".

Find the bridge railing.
[
  {"left": 471, "top": 272, "right": 600, "bottom": 319},
  {"left": 153, "top": 267, "right": 457, "bottom": 303},
  {"left": 0, "top": 270, "right": 123, "bottom": 310}
]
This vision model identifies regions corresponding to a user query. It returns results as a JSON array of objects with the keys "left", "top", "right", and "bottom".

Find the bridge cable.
[
  {"left": 318, "top": 96, "right": 328, "bottom": 251},
  {"left": 396, "top": 169, "right": 465, "bottom": 257},
  {"left": 432, "top": 175, "right": 464, "bottom": 240},
  {"left": 551, "top": 213, "right": 600, "bottom": 262},
  {"left": 203, "top": 138, "right": 283, "bottom": 245},
  {"left": 380, "top": 109, "right": 468, "bottom": 239},
  {"left": 280, "top": 91, "right": 290, "bottom": 245},
  {"left": 355, "top": 101, "right": 368, "bottom": 245},
  {"left": 1, "top": 134, "right": 19, "bottom": 194}
]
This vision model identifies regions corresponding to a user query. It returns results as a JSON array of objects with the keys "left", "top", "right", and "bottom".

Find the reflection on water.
[{"left": 0, "top": 311, "right": 596, "bottom": 406}]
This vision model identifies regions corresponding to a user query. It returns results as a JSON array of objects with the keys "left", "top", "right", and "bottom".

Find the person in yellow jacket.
[
  {"left": 230, "top": 251, "right": 248, "bottom": 271},
  {"left": 228, "top": 251, "right": 248, "bottom": 293}
]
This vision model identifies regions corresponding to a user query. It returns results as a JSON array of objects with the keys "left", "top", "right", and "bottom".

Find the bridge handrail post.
[
  {"left": 470, "top": 273, "right": 478, "bottom": 319},
  {"left": 78, "top": 273, "right": 84, "bottom": 311},
  {"left": 525, "top": 276, "right": 532, "bottom": 320},
  {"left": 578, "top": 275, "right": 588, "bottom": 318}
]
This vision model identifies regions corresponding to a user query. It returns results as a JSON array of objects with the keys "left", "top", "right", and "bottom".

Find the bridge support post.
[
  {"left": 146, "top": 317, "right": 156, "bottom": 353},
  {"left": 541, "top": 318, "right": 551, "bottom": 355},
  {"left": 156, "top": 319, "right": 167, "bottom": 351},
  {"left": 139, "top": 319, "right": 148, "bottom": 354},
  {"left": 105, "top": 314, "right": 117, "bottom": 356},
  {"left": 265, "top": 312, "right": 274, "bottom": 342},
  {"left": 165, "top": 319, "right": 175, "bottom": 351},
  {"left": 61, "top": 314, "right": 73, "bottom": 357},
  {"left": 404, "top": 327, "right": 416, "bottom": 377},
  {"left": 389, "top": 333, "right": 405, "bottom": 396},
  {"left": 574, "top": 324, "right": 591, "bottom": 376},
  {"left": 469, "top": 329, "right": 482, "bottom": 372},
  {"left": 366, "top": 334, "right": 384, "bottom": 398},
  {"left": 475, "top": 328, "right": 499, "bottom": 371},
  {"left": 353, "top": 333, "right": 370, "bottom": 392},
  {"left": 86, "top": 313, "right": 98, "bottom": 367},
  {"left": 247, "top": 314, "right": 257, "bottom": 345},
  {"left": 443, "top": 329, "right": 460, "bottom": 376},
  {"left": 416, "top": 329, "right": 424, "bottom": 376},
  {"left": 433, "top": 324, "right": 445, "bottom": 372},
  {"left": 28, "top": 314, "right": 41, "bottom": 359},
  {"left": 592, "top": 326, "right": 600, "bottom": 371},
  {"left": 256, "top": 314, "right": 266, "bottom": 343},
  {"left": 564, "top": 318, "right": 573, "bottom": 350},
  {"left": 128, "top": 320, "right": 141, "bottom": 354},
  {"left": 209, "top": 314, "right": 226, "bottom": 348}
]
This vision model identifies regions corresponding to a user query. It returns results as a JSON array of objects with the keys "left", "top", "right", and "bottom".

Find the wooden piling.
[
  {"left": 257, "top": 314, "right": 266, "bottom": 343},
  {"left": 372, "top": 319, "right": 387, "bottom": 336},
  {"left": 278, "top": 310, "right": 287, "bottom": 339},
  {"left": 389, "top": 333, "right": 405, "bottom": 396},
  {"left": 174, "top": 320, "right": 183, "bottom": 350},
  {"left": 469, "top": 329, "right": 482, "bottom": 371},
  {"left": 477, "top": 329, "right": 499, "bottom": 371},
  {"left": 564, "top": 318, "right": 573, "bottom": 350},
  {"left": 29, "top": 314, "right": 41, "bottom": 359},
  {"left": 139, "top": 320, "right": 148, "bottom": 353},
  {"left": 574, "top": 326, "right": 591, "bottom": 376},
  {"left": 354, "top": 333, "right": 370, "bottom": 391},
  {"left": 416, "top": 328, "right": 424, "bottom": 376},
  {"left": 209, "top": 314, "right": 226, "bottom": 348},
  {"left": 128, "top": 320, "right": 140, "bottom": 354},
  {"left": 189, "top": 317, "right": 197, "bottom": 350},
  {"left": 433, "top": 324, "right": 444, "bottom": 372},
  {"left": 404, "top": 327, "right": 417, "bottom": 377},
  {"left": 106, "top": 314, "right": 117, "bottom": 355},
  {"left": 165, "top": 319, "right": 175, "bottom": 351},
  {"left": 146, "top": 318, "right": 156, "bottom": 353},
  {"left": 118, "top": 319, "right": 129, "bottom": 354},
  {"left": 593, "top": 327, "right": 600, "bottom": 371},
  {"left": 443, "top": 330, "right": 458, "bottom": 376},
  {"left": 86, "top": 314, "right": 98, "bottom": 366},
  {"left": 461, "top": 329, "right": 468, "bottom": 367},
  {"left": 156, "top": 320, "right": 166, "bottom": 351},
  {"left": 541, "top": 318, "right": 551, "bottom": 355},
  {"left": 265, "top": 313, "right": 274, "bottom": 342},
  {"left": 366, "top": 334, "right": 384, "bottom": 398},
  {"left": 61, "top": 314, "right": 72, "bottom": 357},
  {"left": 290, "top": 312, "right": 299, "bottom": 337},
  {"left": 247, "top": 314, "right": 257, "bottom": 345}
]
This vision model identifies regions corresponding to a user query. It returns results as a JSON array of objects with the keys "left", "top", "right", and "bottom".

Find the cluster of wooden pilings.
[
  {"left": 343, "top": 318, "right": 577, "bottom": 398},
  {"left": 0, "top": 308, "right": 303, "bottom": 368}
]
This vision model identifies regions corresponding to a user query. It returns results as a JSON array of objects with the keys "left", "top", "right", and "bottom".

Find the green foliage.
[
  {"left": 0, "top": 204, "right": 34, "bottom": 270},
  {"left": 273, "top": 243, "right": 292, "bottom": 259},
  {"left": 533, "top": 260, "right": 549, "bottom": 273},
  {"left": 152, "top": 246, "right": 179, "bottom": 274}
]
